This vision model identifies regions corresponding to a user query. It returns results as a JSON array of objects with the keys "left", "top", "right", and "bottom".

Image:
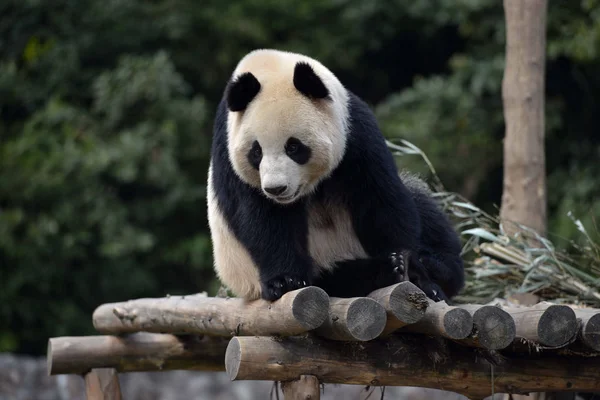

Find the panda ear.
[
  {"left": 226, "top": 72, "right": 261, "bottom": 112},
  {"left": 293, "top": 62, "right": 330, "bottom": 99}
]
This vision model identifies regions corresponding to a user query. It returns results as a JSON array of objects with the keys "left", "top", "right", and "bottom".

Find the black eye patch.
[
  {"left": 285, "top": 137, "right": 311, "bottom": 165},
  {"left": 247, "top": 140, "right": 262, "bottom": 170}
]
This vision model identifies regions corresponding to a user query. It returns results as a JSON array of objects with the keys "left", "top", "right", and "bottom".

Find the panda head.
[{"left": 225, "top": 49, "right": 349, "bottom": 205}]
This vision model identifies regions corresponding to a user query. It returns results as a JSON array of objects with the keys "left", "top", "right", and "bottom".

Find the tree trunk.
[{"left": 500, "top": 0, "right": 548, "bottom": 239}]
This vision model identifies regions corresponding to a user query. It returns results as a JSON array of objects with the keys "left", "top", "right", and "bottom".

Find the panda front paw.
[
  {"left": 262, "top": 274, "right": 310, "bottom": 301},
  {"left": 390, "top": 249, "right": 411, "bottom": 282}
]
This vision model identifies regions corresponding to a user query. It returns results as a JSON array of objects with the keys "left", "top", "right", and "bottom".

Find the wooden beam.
[
  {"left": 92, "top": 286, "right": 329, "bottom": 337},
  {"left": 84, "top": 368, "right": 122, "bottom": 400},
  {"left": 313, "top": 297, "right": 386, "bottom": 341},
  {"left": 48, "top": 333, "right": 227, "bottom": 375},
  {"left": 224, "top": 335, "right": 600, "bottom": 399}
]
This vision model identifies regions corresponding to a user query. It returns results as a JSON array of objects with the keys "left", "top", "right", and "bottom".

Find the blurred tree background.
[{"left": 1, "top": 0, "right": 599, "bottom": 355}]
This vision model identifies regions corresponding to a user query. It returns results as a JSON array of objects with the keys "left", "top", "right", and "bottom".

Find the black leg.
[{"left": 312, "top": 253, "right": 409, "bottom": 298}]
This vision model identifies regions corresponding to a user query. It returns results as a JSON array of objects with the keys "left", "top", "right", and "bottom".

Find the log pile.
[{"left": 48, "top": 282, "right": 600, "bottom": 400}]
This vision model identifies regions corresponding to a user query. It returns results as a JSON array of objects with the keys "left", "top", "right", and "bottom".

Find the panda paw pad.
[{"left": 263, "top": 275, "right": 309, "bottom": 301}]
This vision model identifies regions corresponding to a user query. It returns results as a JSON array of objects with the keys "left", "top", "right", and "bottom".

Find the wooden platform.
[{"left": 47, "top": 282, "right": 600, "bottom": 399}]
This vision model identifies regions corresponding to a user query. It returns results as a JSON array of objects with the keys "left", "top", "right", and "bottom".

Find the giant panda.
[{"left": 207, "top": 49, "right": 464, "bottom": 303}]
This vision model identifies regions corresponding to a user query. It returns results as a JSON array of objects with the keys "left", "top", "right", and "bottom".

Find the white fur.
[
  {"left": 207, "top": 164, "right": 262, "bottom": 300},
  {"left": 259, "top": 150, "right": 303, "bottom": 204},
  {"left": 226, "top": 49, "right": 350, "bottom": 201},
  {"left": 307, "top": 200, "right": 368, "bottom": 272}
]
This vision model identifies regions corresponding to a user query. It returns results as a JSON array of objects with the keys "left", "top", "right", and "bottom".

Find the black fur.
[
  {"left": 293, "top": 62, "right": 330, "bottom": 99},
  {"left": 211, "top": 77, "right": 464, "bottom": 302},
  {"left": 247, "top": 140, "right": 262, "bottom": 170},
  {"left": 226, "top": 72, "right": 261, "bottom": 112},
  {"left": 285, "top": 137, "right": 311, "bottom": 165}
]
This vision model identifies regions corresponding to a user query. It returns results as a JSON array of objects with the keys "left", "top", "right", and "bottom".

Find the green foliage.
[
  {"left": 0, "top": 48, "right": 213, "bottom": 353},
  {"left": 374, "top": 0, "right": 600, "bottom": 246},
  {"left": 1, "top": 0, "right": 599, "bottom": 354}
]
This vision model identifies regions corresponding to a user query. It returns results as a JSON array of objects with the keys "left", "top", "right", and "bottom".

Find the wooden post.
[
  {"left": 84, "top": 368, "right": 122, "bottom": 400},
  {"left": 281, "top": 375, "right": 320, "bottom": 400},
  {"left": 500, "top": 0, "right": 549, "bottom": 239}
]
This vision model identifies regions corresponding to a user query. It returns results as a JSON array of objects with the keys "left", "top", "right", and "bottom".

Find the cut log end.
[
  {"left": 581, "top": 312, "right": 600, "bottom": 351},
  {"left": 473, "top": 306, "right": 516, "bottom": 350},
  {"left": 315, "top": 297, "right": 387, "bottom": 342},
  {"left": 346, "top": 298, "right": 387, "bottom": 341},
  {"left": 291, "top": 286, "right": 330, "bottom": 330},
  {"left": 388, "top": 282, "right": 429, "bottom": 324},
  {"left": 538, "top": 305, "right": 578, "bottom": 347},
  {"left": 225, "top": 337, "right": 242, "bottom": 381},
  {"left": 443, "top": 308, "right": 474, "bottom": 340}
]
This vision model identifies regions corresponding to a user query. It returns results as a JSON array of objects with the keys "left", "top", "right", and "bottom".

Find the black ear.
[
  {"left": 293, "top": 62, "right": 329, "bottom": 99},
  {"left": 226, "top": 72, "right": 261, "bottom": 112}
]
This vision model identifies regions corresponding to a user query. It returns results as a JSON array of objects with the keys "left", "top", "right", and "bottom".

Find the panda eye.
[
  {"left": 247, "top": 140, "right": 262, "bottom": 170},
  {"left": 286, "top": 143, "right": 299, "bottom": 154},
  {"left": 285, "top": 137, "right": 311, "bottom": 165}
]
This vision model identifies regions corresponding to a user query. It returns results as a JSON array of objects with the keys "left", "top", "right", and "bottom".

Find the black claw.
[
  {"left": 263, "top": 274, "right": 310, "bottom": 301},
  {"left": 389, "top": 250, "right": 411, "bottom": 283}
]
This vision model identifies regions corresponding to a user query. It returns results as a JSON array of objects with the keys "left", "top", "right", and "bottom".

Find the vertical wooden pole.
[
  {"left": 84, "top": 368, "right": 123, "bottom": 400},
  {"left": 500, "top": 0, "right": 549, "bottom": 239},
  {"left": 281, "top": 375, "right": 320, "bottom": 400}
]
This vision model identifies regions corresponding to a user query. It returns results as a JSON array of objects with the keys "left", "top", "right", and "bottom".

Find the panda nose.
[{"left": 264, "top": 185, "right": 288, "bottom": 196}]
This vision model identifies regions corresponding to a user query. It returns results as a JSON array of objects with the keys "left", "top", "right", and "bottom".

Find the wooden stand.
[{"left": 47, "top": 284, "right": 600, "bottom": 399}]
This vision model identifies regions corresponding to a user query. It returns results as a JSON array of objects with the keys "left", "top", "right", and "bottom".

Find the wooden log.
[
  {"left": 281, "top": 375, "right": 321, "bottom": 400},
  {"left": 48, "top": 333, "right": 227, "bottom": 375},
  {"left": 313, "top": 297, "right": 386, "bottom": 341},
  {"left": 84, "top": 368, "right": 122, "bottom": 400},
  {"left": 225, "top": 335, "right": 600, "bottom": 399},
  {"left": 92, "top": 286, "right": 329, "bottom": 337},
  {"left": 575, "top": 309, "right": 600, "bottom": 351},
  {"left": 368, "top": 282, "right": 429, "bottom": 335},
  {"left": 457, "top": 305, "right": 516, "bottom": 349},
  {"left": 505, "top": 303, "right": 578, "bottom": 348},
  {"left": 401, "top": 300, "right": 473, "bottom": 340}
]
